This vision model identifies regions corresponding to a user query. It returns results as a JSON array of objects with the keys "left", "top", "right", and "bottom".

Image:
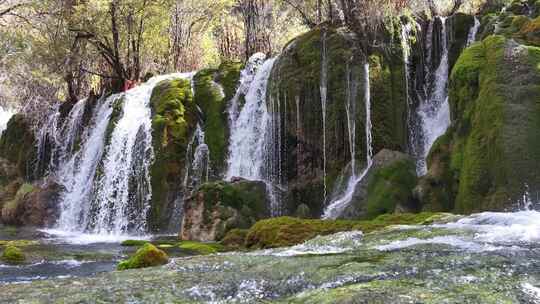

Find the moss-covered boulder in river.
[
  {"left": 117, "top": 243, "right": 168, "bottom": 270},
  {"left": 1, "top": 245, "right": 25, "bottom": 264}
]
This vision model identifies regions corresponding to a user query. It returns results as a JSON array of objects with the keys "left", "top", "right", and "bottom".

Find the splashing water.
[
  {"left": 322, "top": 63, "right": 372, "bottom": 219},
  {"left": 254, "top": 231, "right": 363, "bottom": 257},
  {"left": 416, "top": 16, "right": 451, "bottom": 175}
]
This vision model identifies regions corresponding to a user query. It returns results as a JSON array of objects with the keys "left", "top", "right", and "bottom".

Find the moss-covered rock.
[
  {"left": 193, "top": 62, "right": 242, "bottom": 175},
  {"left": 245, "top": 212, "right": 445, "bottom": 249},
  {"left": 220, "top": 228, "right": 248, "bottom": 249},
  {"left": 117, "top": 243, "right": 168, "bottom": 270},
  {"left": 339, "top": 149, "right": 418, "bottom": 220},
  {"left": 180, "top": 179, "right": 269, "bottom": 241},
  {"left": 120, "top": 239, "right": 149, "bottom": 247},
  {"left": 178, "top": 241, "right": 224, "bottom": 255},
  {"left": 1, "top": 245, "right": 25, "bottom": 264},
  {"left": 422, "top": 34, "right": 540, "bottom": 213},
  {"left": 148, "top": 78, "right": 197, "bottom": 231},
  {"left": 0, "top": 114, "right": 37, "bottom": 181}
]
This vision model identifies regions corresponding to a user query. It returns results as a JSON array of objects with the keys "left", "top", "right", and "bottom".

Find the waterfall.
[
  {"left": 226, "top": 57, "right": 276, "bottom": 180},
  {"left": 416, "top": 16, "right": 451, "bottom": 175},
  {"left": 401, "top": 21, "right": 420, "bottom": 166},
  {"left": 47, "top": 73, "right": 191, "bottom": 237},
  {"left": 90, "top": 74, "right": 185, "bottom": 234},
  {"left": 467, "top": 16, "right": 480, "bottom": 46},
  {"left": 56, "top": 95, "right": 118, "bottom": 232},
  {"left": 226, "top": 55, "right": 282, "bottom": 216},
  {"left": 320, "top": 31, "right": 328, "bottom": 203},
  {"left": 227, "top": 53, "right": 266, "bottom": 126},
  {"left": 0, "top": 106, "right": 15, "bottom": 135},
  {"left": 322, "top": 63, "right": 372, "bottom": 219}
]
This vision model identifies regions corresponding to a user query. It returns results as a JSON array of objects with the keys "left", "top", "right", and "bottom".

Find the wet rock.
[{"left": 180, "top": 179, "right": 269, "bottom": 242}]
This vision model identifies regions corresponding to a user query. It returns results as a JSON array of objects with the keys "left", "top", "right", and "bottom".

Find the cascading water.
[
  {"left": 320, "top": 31, "right": 329, "bottom": 203},
  {"left": 416, "top": 16, "right": 451, "bottom": 175},
  {"left": 44, "top": 74, "right": 191, "bottom": 238},
  {"left": 90, "top": 74, "right": 187, "bottom": 234},
  {"left": 226, "top": 55, "right": 283, "bottom": 216},
  {"left": 467, "top": 16, "right": 480, "bottom": 46},
  {"left": 55, "top": 95, "right": 118, "bottom": 232},
  {"left": 0, "top": 106, "right": 15, "bottom": 135},
  {"left": 226, "top": 56, "right": 276, "bottom": 180},
  {"left": 322, "top": 63, "right": 372, "bottom": 219}
]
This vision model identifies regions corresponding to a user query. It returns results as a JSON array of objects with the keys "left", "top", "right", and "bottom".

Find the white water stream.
[{"left": 416, "top": 16, "right": 451, "bottom": 175}]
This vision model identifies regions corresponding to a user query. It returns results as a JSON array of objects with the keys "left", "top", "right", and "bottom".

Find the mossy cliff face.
[
  {"left": 148, "top": 78, "right": 197, "bottom": 231},
  {"left": 181, "top": 179, "right": 269, "bottom": 241},
  {"left": 0, "top": 114, "right": 37, "bottom": 181},
  {"left": 268, "top": 25, "right": 408, "bottom": 217},
  {"left": 193, "top": 62, "right": 243, "bottom": 175},
  {"left": 421, "top": 34, "right": 540, "bottom": 213}
]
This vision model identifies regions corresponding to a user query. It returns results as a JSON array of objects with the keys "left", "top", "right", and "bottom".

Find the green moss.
[
  {"left": 198, "top": 181, "right": 267, "bottom": 214},
  {"left": 429, "top": 33, "right": 540, "bottom": 213},
  {"left": 220, "top": 228, "right": 248, "bottom": 249},
  {"left": 149, "top": 78, "right": 196, "bottom": 231},
  {"left": 120, "top": 239, "right": 149, "bottom": 247},
  {"left": 0, "top": 240, "right": 38, "bottom": 247},
  {"left": 178, "top": 241, "right": 224, "bottom": 255},
  {"left": 216, "top": 61, "right": 243, "bottom": 100},
  {"left": 365, "top": 159, "right": 417, "bottom": 219},
  {"left": 1, "top": 245, "right": 25, "bottom": 264},
  {"left": 117, "top": 243, "right": 168, "bottom": 270},
  {"left": 193, "top": 68, "right": 229, "bottom": 173},
  {"left": 245, "top": 213, "right": 443, "bottom": 249}
]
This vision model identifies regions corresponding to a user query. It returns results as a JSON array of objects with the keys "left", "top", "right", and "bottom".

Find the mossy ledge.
[{"left": 244, "top": 212, "right": 448, "bottom": 249}]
